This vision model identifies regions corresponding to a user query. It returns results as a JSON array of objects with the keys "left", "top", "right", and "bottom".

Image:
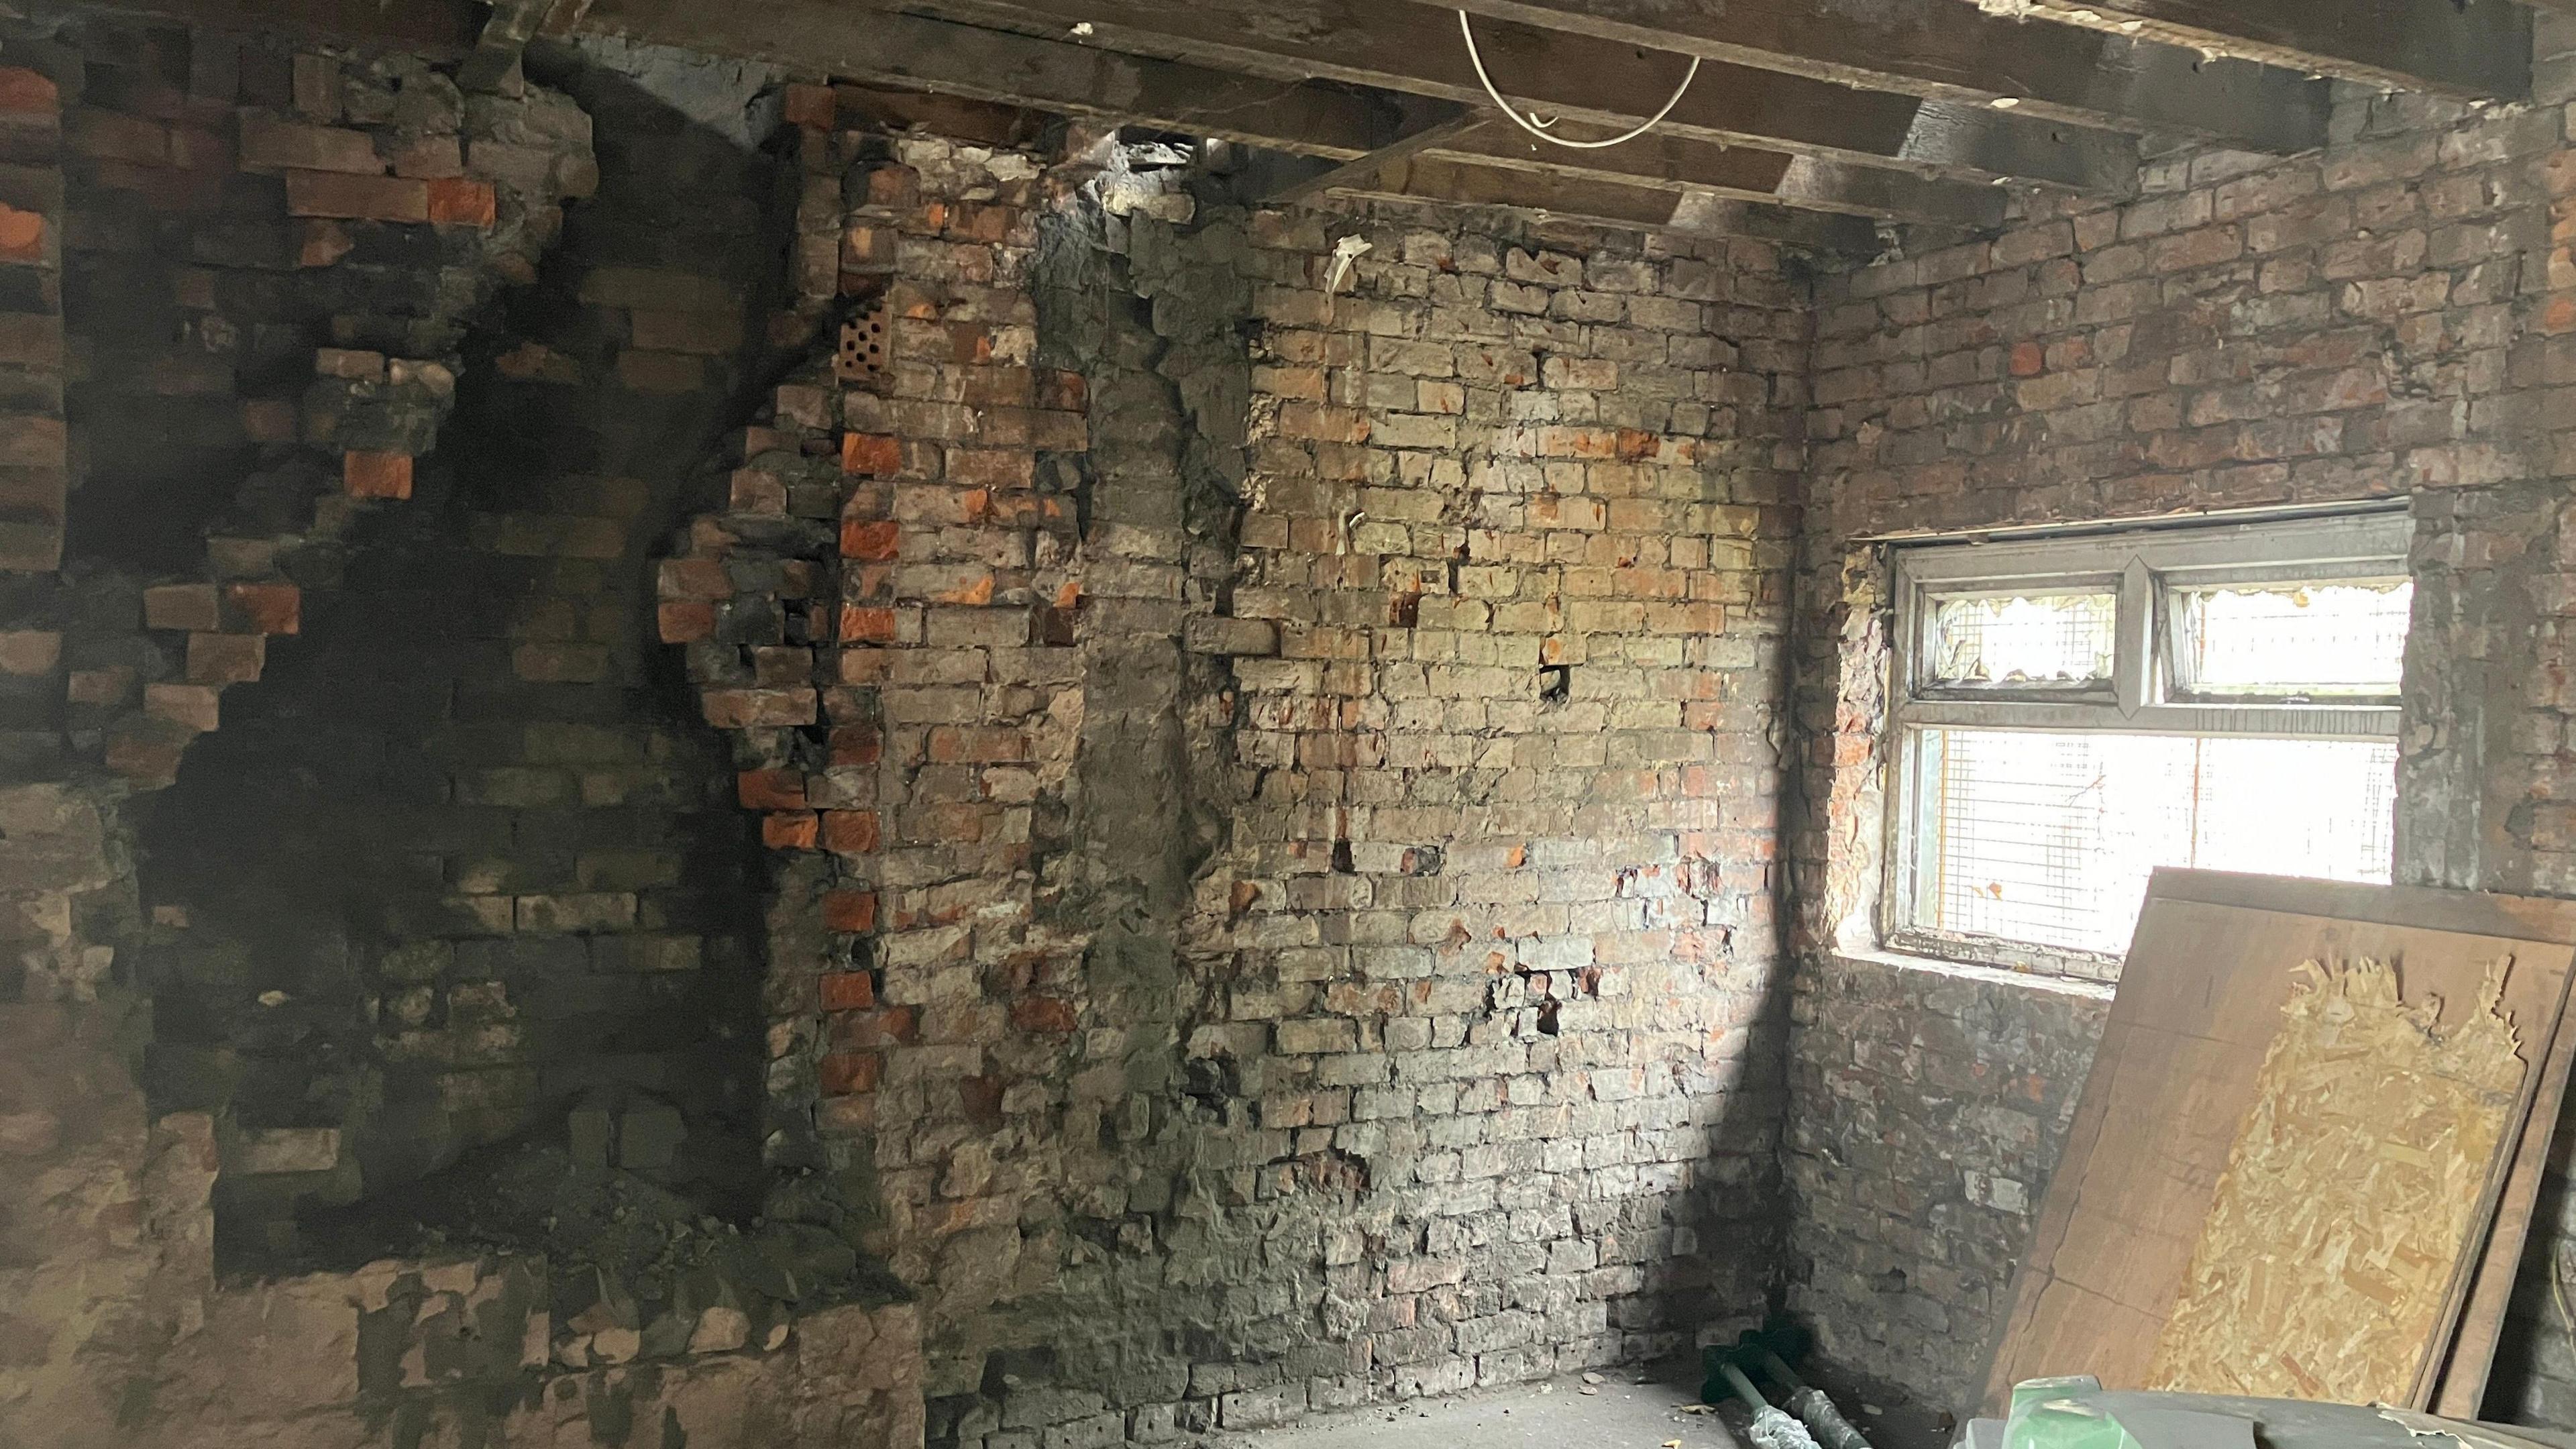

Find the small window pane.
[
  {"left": 2167, "top": 580, "right": 2410, "bottom": 699},
  {"left": 1923, "top": 591, "right": 2116, "bottom": 688},
  {"left": 1914, "top": 728, "right": 2396, "bottom": 956}
]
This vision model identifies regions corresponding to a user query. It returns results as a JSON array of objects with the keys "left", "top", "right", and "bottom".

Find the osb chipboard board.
[
  {"left": 2143, "top": 957, "right": 2524, "bottom": 1403},
  {"left": 1978, "top": 869, "right": 2576, "bottom": 1416}
]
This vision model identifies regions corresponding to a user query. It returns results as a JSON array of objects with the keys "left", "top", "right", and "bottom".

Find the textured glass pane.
[
  {"left": 1924, "top": 591, "right": 2116, "bottom": 688},
  {"left": 1915, "top": 729, "right": 2396, "bottom": 957},
  {"left": 2169, "top": 580, "right": 2410, "bottom": 698}
]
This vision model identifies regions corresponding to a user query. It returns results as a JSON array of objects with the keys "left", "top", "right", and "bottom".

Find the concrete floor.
[
  {"left": 1210, "top": 1374, "right": 1744, "bottom": 1449},
  {"left": 1205, "top": 1371, "right": 1953, "bottom": 1449}
]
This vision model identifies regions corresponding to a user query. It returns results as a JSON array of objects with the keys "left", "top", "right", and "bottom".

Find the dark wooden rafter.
[
  {"left": 1445, "top": 0, "right": 2348, "bottom": 148},
  {"left": 1266, "top": 111, "right": 1491, "bottom": 204},
  {"left": 1939, "top": 0, "right": 2533, "bottom": 100},
  {"left": 1322, "top": 152, "right": 1886, "bottom": 252},
  {"left": 898, "top": 0, "right": 2141, "bottom": 192},
  {"left": 575, "top": 0, "right": 2012, "bottom": 225}
]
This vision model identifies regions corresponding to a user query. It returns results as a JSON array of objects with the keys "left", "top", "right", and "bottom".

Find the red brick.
[
  {"left": 425, "top": 176, "right": 496, "bottom": 227},
  {"left": 186, "top": 631, "right": 264, "bottom": 685},
  {"left": 818, "top": 969, "right": 875, "bottom": 1011},
  {"left": 818, "top": 1052, "right": 881, "bottom": 1095},
  {"left": 657, "top": 600, "right": 716, "bottom": 642},
  {"left": 286, "top": 170, "right": 429, "bottom": 223},
  {"left": 820, "top": 890, "right": 878, "bottom": 933},
  {"left": 227, "top": 581, "right": 301, "bottom": 635},
  {"left": 2008, "top": 340, "right": 2045, "bottom": 377},
  {"left": 344, "top": 450, "right": 413, "bottom": 499},
  {"left": 1012, "top": 998, "right": 1079, "bottom": 1033},
  {"left": 762, "top": 810, "right": 818, "bottom": 850},
  {"left": 657, "top": 557, "right": 732, "bottom": 600},
  {"left": 829, "top": 725, "right": 882, "bottom": 766},
  {"left": 737, "top": 768, "right": 806, "bottom": 810},
  {"left": 841, "top": 432, "right": 901, "bottom": 476},
  {"left": 782, "top": 83, "right": 837, "bottom": 129},
  {"left": 820, "top": 810, "right": 880, "bottom": 854},
  {"left": 0, "top": 68, "right": 59, "bottom": 116},
  {"left": 841, "top": 518, "right": 899, "bottom": 559}
]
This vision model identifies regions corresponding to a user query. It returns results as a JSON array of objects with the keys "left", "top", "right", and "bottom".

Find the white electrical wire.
[{"left": 1455, "top": 9, "right": 1699, "bottom": 150}]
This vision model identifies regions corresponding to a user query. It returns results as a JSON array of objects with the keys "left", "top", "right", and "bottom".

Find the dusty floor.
[{"left": 1208, "top": 1371, "right": 1951, "bottom": 1449}]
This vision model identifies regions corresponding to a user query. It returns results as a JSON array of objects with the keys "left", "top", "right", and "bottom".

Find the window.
[{"left": 1885, "top": 512, "right": 2412, "bottom": 976}]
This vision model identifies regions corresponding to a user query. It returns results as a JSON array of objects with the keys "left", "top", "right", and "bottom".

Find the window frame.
[{"left": 1881, "top": 509, "right": 2413, "bottom": 973}]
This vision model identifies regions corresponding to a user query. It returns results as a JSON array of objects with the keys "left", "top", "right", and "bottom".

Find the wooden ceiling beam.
[
  {"left": 1320, "top": 152, "right": 1887, "bottom": 253},
  {"left": 64, "top": 0, "right": 480, "bottom": 54},
  {"left": 574, "top": 0, "right": 2013, "bottom": 225},
  {"left": 1446, "top": 0, "right": 2338, "bottom": 149},
  {"left": 894, "top": 0, "right": 2141, "bottom": 192},
  {"left": 1939, "top": 0, "right": 2532, "bottom": 100}
]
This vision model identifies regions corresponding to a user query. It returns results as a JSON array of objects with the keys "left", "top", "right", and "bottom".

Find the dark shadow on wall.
[{"left": 126, "top": 48, "right": 798, "bottom": 1278}]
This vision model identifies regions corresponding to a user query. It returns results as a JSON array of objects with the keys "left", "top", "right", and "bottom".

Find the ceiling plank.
[
  {"left": 1332, "top": 153, "right": 1885, "bottom": 252},
  {"left": 900, "top": 0, "right": 2142, "bottom": 191},
  {"left": 1941, "top": 0, "right": 2532, "bottom": 99},
  {"left": 578, "top": 0, "right": 2012, "bottom": 225},
  {"left": 70, "top": 0, "right": 480, "bottom": 52},
  {"left": 1443, "top": 125, "right": 2007, "bottom": 229},
  {"left": 1446, "top": 0, "right": 2338, "bottom": 148},
  {"left": 1269, "top": 111, "right": 1493, "bottom": 203}
]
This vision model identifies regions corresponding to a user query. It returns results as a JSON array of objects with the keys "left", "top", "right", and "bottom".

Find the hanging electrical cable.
[{"left": 1454, "top": 9, "right": 1699, "bottom": 150}]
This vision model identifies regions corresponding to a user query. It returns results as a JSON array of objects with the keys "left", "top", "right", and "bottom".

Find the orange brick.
[
  {"left": 763, "top": 810, "right": 818, "bottom": 850},
  {"left": 345, "top": 450, "right": 412, "bottom": 499},
  {"left": 425, "top": 176, "right": 496, "bottom": 227},
  {"left": 840, "top": 519, "right": 899, "bottom": 559},
  {"left": 737, "top": 767, "right": 806, "bottom": 810},
  {"left": 820, "top": 810, "right": 879, "bottom": 854},
  {"left": 820, "top": 889, "right": 877, "bottom": 932},
  {"left": 818, "top": 1052, "right": 881, "bottom": 1095},
  {"left": 226, "top": 581, "right": 301, "bottom": 635},
  {"left": 285, "top": 169, "right": 428, "bottom": 223},
  {"left": 818, "top": 969, "right": 875, "bottom": 1011},
  {"left": 837, "top": 605, "right": 896, "bottom": 643},
  {"left": 2008, "top": 340, "right": 2045, "bottom": 377},
  {"left": 841, "top": 432, "right": 901, "bottom": 476},
  {"left": 0, "top": 204, "right": 42, "bottom": 264}
]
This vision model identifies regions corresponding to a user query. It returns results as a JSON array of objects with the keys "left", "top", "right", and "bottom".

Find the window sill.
[{"left": 1827, "top": 945, "right": 2118, "bottom": 1004}]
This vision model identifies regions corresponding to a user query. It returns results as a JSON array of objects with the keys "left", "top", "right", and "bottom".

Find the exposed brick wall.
[
  {"left": 1780, "top": 15, "right": 2576, "bottom": 1425},
  {"left": 662, "top": 82, "right": 1812, "bottom": 1439}
]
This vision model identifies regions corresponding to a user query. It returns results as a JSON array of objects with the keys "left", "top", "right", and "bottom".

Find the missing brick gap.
[{"left": 1539, "top": 665, "right": 1571, "bottom": 703}]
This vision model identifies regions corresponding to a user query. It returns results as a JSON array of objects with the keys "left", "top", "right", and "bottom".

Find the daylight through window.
[{"left": 1887, "top": 513, "right": 2411, "bottom": 974}]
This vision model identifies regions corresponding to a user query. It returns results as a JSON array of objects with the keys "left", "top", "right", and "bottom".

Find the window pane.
[
  {"left": 2167, "top": 580, "right": 2410, "bottom": 698},
  {"left": 1923, "top": 591, "right": 2116, "bottom": 689},
  {"left": 1915, "top": 728, "right": 2396, "bottom": 956}
]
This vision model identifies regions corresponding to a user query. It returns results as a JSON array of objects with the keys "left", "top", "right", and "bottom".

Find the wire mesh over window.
[
  {"left": 2167, "top": 580, "right": 2411, "bottom": 700},
  {"left": 1924, "top": 590, "right": 2116, "bottom": 689},
  {"left": 1916, "top": 729, "right": 2398, "bottom": 955}
]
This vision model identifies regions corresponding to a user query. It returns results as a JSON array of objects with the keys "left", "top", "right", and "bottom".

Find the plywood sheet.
[
  {"left": 1979, "top": 869, "right": 2576, "bottom": 1415},
  {"left": 2143, "top": 957, "right": 2525, "bottom": 1402}
]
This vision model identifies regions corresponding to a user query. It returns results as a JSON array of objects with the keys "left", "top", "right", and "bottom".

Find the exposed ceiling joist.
[
  {"left": 898, "top": 0, "right": 2142, "bottom": 192},
  {"left": 68, "top": 0, "right": 478, "bottom": 52},
  {"left": 1444, "top": 0, "right": 2337, "bottom": 150},
  {"left": 1952, "top": 0, "right": 2532, "bottom": 101},
  {"left": 577, "top": 0, "right": 2009, "bottom": 226},
  {"left": 1323, "top": 152, "right": 1888, "bottom": 252},
  {"left": 1267, "top": 112, "right": 1491, "bottom": 203}
]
